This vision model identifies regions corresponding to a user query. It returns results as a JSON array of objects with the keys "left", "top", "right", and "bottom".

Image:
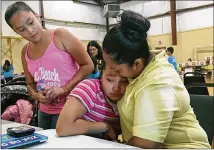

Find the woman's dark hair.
[
  {"left": 87, "top": 40, "right": 103, "bottom": 60},
  {"left": 90, "top": 56, "right": 98, "bottom": 74},
  {"left": 99, "top": 61, "right": 106, "bottom": 79},
  {"left": 103, "top": 10, "right": 151, "bottom": 66},
  {"left": 3, "top": 60, "right": 11, "bottom": 72},
  {"left": 90, "top": 56, "right": 106, "bottom": 78},
  {"left": 5, "top": 1, "right": 36, "bottom": 28}
]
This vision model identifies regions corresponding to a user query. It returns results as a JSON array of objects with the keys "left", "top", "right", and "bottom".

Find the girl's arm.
[
  {"left": 21, "top": 45, "right": 37, "bottom": 95},
  {"left": 59, "top": 28, "right": 93, "bottom": 90},
  {"left": 10, "top": 60, "right": 14, "bottom": 73},
  {"left": 1, "top": 67, "right": 4, "bottom": 75},
  {"left": 45, "top": 28, "right": 94, "bottom": 100},
  {"left": 57, "top": 28, "right": 93, "bottom": 91},
  {"left": 56, "top": 96, "right": 109, "bottom": 137}
]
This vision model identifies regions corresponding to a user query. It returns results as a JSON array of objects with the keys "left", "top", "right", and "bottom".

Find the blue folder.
[{"left": 1, "top": 133, "right": 48, "bottom": 149}]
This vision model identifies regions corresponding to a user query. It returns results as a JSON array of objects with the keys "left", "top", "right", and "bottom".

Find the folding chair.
[
  {"left": 190, "top": 94, "right": 214, "bottom": 145},
  {"left": 184, "top": 72, "right": 209, "bottom": 95}
]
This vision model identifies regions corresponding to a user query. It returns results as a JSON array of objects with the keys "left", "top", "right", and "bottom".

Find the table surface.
[
  {"left": 1, "top": 120, "right": 12, "bottom": 124},
  {"left": 1, "top": 120, "right": 137, "bottom": 148},
  {"left": 29, "top": 129, "right": 137, "bottom": 149}
]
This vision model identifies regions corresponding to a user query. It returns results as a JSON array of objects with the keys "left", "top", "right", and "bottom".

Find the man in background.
[{"left": 166, "top": 47, "right": 178, "bottom": 71}]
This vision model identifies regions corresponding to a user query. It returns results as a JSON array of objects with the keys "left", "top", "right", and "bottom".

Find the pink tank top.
[{"left": 25, "top": 31, "right": 78, "bottom": 114}]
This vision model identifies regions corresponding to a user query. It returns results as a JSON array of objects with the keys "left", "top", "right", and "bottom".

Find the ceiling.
[
  {"left": 94, "top": 0, "right": 133, "bottom": 5},
  {"left": 75, "top": 0, "right": 133, "bottom": 6}
]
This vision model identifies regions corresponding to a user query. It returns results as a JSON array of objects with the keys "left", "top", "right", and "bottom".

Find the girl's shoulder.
[
  {"left": 74, "top": 79, "right": 103, "bottom": 101},
  {"left": 54, "top": 28, "right": 69, "bottom": 37},
  {"left": 81, "top": 78, "right": 100, "bottom": 87},
  {"left": 85, "top": 79, "right": 102, "bottom": 92},
  {"left": 52, "top": 28, "right": 71, "bottom": 44}
]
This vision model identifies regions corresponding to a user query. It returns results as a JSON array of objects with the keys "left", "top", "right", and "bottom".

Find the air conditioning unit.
[{"left": 103, "top": 4, "right": 120, "bottom": 18}]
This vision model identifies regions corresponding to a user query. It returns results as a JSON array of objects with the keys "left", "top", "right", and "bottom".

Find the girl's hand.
[
  {"left": 44, "top": 86, "right": 65, "bottom": 100},
  {"left": 33, "top": 91, "right": 52, "bottom": 105}
]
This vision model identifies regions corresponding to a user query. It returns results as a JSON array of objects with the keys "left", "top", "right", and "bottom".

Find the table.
[
  {"left": 1, "top": 120, "right": 43, "bottom": 134},
  {"left": 1, "top": 120, "right": 137, "bottom": 148},
  {"left": 1, "top": 120, "right": 12, "bottom": 124},
  {"left": 29, "top": 129, "right": 137, "bottom": 149}
]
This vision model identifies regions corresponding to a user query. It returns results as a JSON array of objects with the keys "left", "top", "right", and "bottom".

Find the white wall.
[
  {"left": 176, "top": 1, "right": 213, "bottom": 9},
  {"left": 109, "top": 1, "right": 144, "bottom": 25},
  {"left": 45, "top": 24, "right": 106, "bottom": 41},
  {"left": 1, "top": 1, "right": 106, "bottom": 41},
  {"left": 2, "top": 1, "right": 213, "bottom": 39},
  {"left": 43, "top": 1, "right": 105, "bottom": 25},
  {"left": 176, "top": 7, "right": 213, "bottom": 32},
  {"left": 109, "top": 1, "right": 213, "bottom": 36},
  {"left": 43, "top": 1, "right": 106, "bottom": 41}
]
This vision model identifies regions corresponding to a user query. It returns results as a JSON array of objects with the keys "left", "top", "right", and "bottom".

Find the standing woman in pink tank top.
[{"left": 5, "top": 2, "right": 94, "bottom": 129}]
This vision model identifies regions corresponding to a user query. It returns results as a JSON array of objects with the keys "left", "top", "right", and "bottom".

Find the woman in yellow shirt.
[{"left": 102, "top": 10, "right": 210, "bottom": 149}]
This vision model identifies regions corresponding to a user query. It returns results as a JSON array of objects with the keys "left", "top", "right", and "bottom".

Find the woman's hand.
[{"left": 103, "top": 123, "right": 118, "bottom": 142}]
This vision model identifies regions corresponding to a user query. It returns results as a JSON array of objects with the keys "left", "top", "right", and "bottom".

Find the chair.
[
  {"left": 190, "top": 94, "right": 214, "bottom": 145},
  {"left": 184, "top": 72, "right": 209, "bottom": 95},
  {"left": 186, "top": 83, "right": 214, "bottom": 96},
  {"left": 194, "top": 66, "right": 202, "bottom": 74},
  {"left": 1, "top": 81, "right": 38, "bottom": 127},
  {"left": 212, "top": 137, "right": 214, "bottom": 149},
  {"left": 8, "top": 76, "right": 26, "bottom": 83}
]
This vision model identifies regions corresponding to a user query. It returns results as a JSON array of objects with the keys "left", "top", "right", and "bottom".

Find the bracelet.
[{"left": 62, "top": 86, "right": 69, "bottom": 95}]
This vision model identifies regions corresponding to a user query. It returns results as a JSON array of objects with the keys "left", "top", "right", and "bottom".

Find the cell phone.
[{"left": 7, "top": 126, "right": 35, "bottom": 137}]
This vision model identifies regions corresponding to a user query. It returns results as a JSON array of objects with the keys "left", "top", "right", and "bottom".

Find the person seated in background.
[
  {"left": 206, "top": 57, "right": 211, "bottom": 65},
  {"left": 87, "top": 40, "right": 103, "bottom": 70},
  {"left": 88, "top": 56, "right": 100, "bottom": 79},
  {"left": 177, "top": 64, "right": 182, "bottom": 74},
  {"left": 166, "top": 47, "right": 178, "bottom": 71},
  {"left": 1, "top": 60, "right": 14, "bottom": 83},
  {"left": 187, "top": 58, "right": 192, "bottom": 66},
  {"left": 56, "top": 62, "right": 129, "bottom": 141}
]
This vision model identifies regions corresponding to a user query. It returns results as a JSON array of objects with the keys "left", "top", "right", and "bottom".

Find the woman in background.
[
  {"left": 1, "top": 60, "right": 14, "bottom": 83},
  {"left": 187, "top": 58, "right": 192, "bottom": 66},
  {"left": 87, "top": 40, "right": 103, "bottom": 70}
]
